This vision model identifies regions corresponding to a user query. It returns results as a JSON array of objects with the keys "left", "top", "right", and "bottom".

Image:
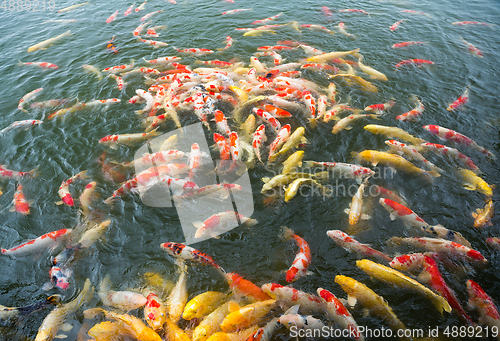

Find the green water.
[{"left": 0, "top": 0, "right": 500, "bottom": 339}]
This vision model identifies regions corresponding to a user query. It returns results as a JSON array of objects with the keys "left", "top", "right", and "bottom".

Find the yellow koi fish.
[
  {"left": 284, "top": 178, "right": 329, "bottom": 202},
  {"left": 281, "top": 151, "right": 304, "bottom": 174},
  {"left": 457, "top": 168, "right": 494, "bottom": 198},
  {"left": 472, "top": 200, "right": 494, "bottom": 228},
  {"left": 183, "top": 291, "right": 228, "bottom": 320},
  {"left": 192, "top": 300, "right": 236, "bottom": 341},
  {"left": 220, "top": 299, "right": 276, "bottom": 332},
  {"left": 28, "top": 30, "right": 72, "bottom": 53},
  {"left": 357, "top": 57, "right": 388, "bottom": 81},
  {"left": 364, "top": 124, "right": 426, "bottom": 145},
  {"left": 306, "top": 48, "right": 361, "bottom": 63}
]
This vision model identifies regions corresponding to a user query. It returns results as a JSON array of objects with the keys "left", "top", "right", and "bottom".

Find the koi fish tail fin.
[
  {"left": 421, "top": 171, "right": 435, "bottom": 183},
  {"left": 280, "top": 226, "right": 295, "bottom": 241},
  {"left": 351, "top": 48, "right": 361, "bottom": 59},
  {"left": 427, "top": 170, "right": 441, "bottom": 178},
  {"left": 26, "top": 166, "right": 40, "bottom": 178},
  {"left": 103, "top": 196, "right": 119, "bottom": 206},
  {"left": 17, "top": 60, "right": 24, "bottom": 66}
]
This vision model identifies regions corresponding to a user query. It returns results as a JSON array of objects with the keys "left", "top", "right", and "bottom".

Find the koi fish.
[
  {"left": 252, "top": 124, "right": 267, "bottom": 163},
  {"left": 371, "top": 185, "right": 407, "bottom": 205},
  {"left": 401, "top": 10, "right": 430, "bottom": 16},
  {"left": 79, "top": 181, "right": 97, "bottom": 217},
  {"left": 356, "top": 259, "right": 452, "bottom": 314},
  {"left": 220, "top": 299, "right": 276, "bottom": 332},
  {"left": 161, "top": 242, "right": 221, "bottom": 268},
  {"left": 457, "top": 168, "right": 494, "bottom": 198},
  {"left": 317, "top": 288, "right": 364, "bottom": 340},
  {"left": 379, "top": 198, "right": 469, "bottom": 246},
  {"left": 124, "top": 3, "right": 135, "bottom": 15},
  {"left": 192, "top": 301, "right": 234, "bottom": 341},
  {"left": 57, "top": 2, "right": 89, "bottom": 13},
  {"left": 279, "top": 312, "right": 326, "bottom": 332},
  {"left": 106, "top": 35, "right": 118, "bottom": 54},
  {"left": 0, "top": 164, "right": 37, "bottom": 181},
  {"left": 357, "top": 57, "right": 388, "bottom": 81},
  {"left": 143, "top": 292, "right": 166, "bottom": 332},
  {"left": 338, "top": 22, "right": 356, "bottom": 38},
  {"left": 331, "top": 73, "right": 378, "bottom": 92},
  {"left": 135, "top": 0, "right": 147, "bottom": 12},
  {"left": 321, "top": 6, "right": 333, "bottom": 16},
  {"left": 486, "top": 238, "right": 500, "bottom": 251},
  {"left": 420, "top": 142, "right": 480, "bottom": 174},
  {"left": 214, "top": 110, "right": 231, "bottom": 136},
  {"left": 253, "top": 108, "right": 281, "bottom": 134},
  {"left": 466, "top": 280, "right": 500, "bottom": 334},
  {"left": 423, "top": 124, "right": 496, "bottom": 160},
  {"left": 133, "top": 22, "right": 149, "bottom": 36},
  {"left": 99, "top": 129, "right": 160, "bottom": 149},
  {"left": 1, "top": 229, "right": 72, "bottom": 257},
  {"left": 419, "top": 256, "right": 474, "bottom": 324},
  {"left": 140, "top": 38, "right": 169, "bottom": 47},
  {"left": 395, "top": 59, "right": 434, "bottom": 68},
  {"left": 18, "top": 87, "right": 43, "bottom": 112},
  {"left": 98, "top": 275, "right": 147, "bottom": 311},
  {"left": 472, "top": 200, "right": 494, "bottom": 228},
  {"left": 214, "top": 133, "right": 231, "bottom": 160},
  {"left": 252, "top": 12, "right": 283, "bottom": 25},
  {"left": 193, "top": 211, "right": 257, "bottom": 239},
  {"left": 452, "top": 21, "right": 493, "bottom": 26},
  {"left": 303, "top": 161, "right": 374, "bottom": 182},
  {"left": 141, "top": 10, "right": 163, "bottom": 21},
  {"left": 106, "top": 10, "right": 119, "bottom": 23},
  {"left": 143, "top": 56, "right": 181, "bottom": 65},
  {"left": 284, "top": 178, "right": 328, "bottom": 202},
  {"left": 390, "top": 20, "right": 405, "bottom": 31},
  {"left": 183, "top": 291, "right": 228, "bottom": 323},
  {"left": 226, "top": 272, "right": 271, "bottom": 302},
  {"left": 174, "top": 47, "right": 214, "bottom": 56},
  {"left": 83, "top": 64, "right": 103, "bottom": 80},
  {"left": 30, "top": 99, "right": 72, "bottom": 109},
  {"left": 18, "top": 61, "right": 58, "bottom": 69},
  {"left": 332, "top": 113, "right": 379, "bottom": 134},
  {"left": 364, "top": 101, "right": 395, "bottom": 115},
  {"left": 385, "top": 140, "right": 441, "bottom": 174},
  {"left": 220, "top": 35, "right": 234, "bottom": 50},
  {"left": 389, "top": 236, "right": 487, "bottom": 265},
  {"left": 300, "top": 24, "right": 335, "bottom": 35},
  {"left": 102, "top": 60, "right": 135, "bottom": 73},
  {"left": 447, "top": 86, "right": 470, "bottom": 110},
  {"left": 389, "top": 253, "right": 431, "bottom": 272},
  {"left": 0, "top": 120, "right": 42, "bottom": 135},
  {"left": 11, "top": 184, "right": 30, "bottom": 215},
  {"left": 335, "top": 275, "right": 408, "bottom": 333},
  {"left": 28, "top": 30, "right": 72, "bottom": 52},
  {"left": 268, "top": 124, "right": 291, "bottom": 158},
  {"left": 57, "top": 170, "right": 88, "bottom": 207},
  {"left": 0, "top": 295, "right": 61, "bottom": 326},
  {"left": 261, "top": 283, "right": 323, "bottom": 314},
  {"left": 339, "top": 8, "right": 369, "bottom": 14},
  {"left": 345, "top": 178, "right": 372, "bottom": 225},
  {"left": 165, "top": 261, "right": 188, "bottom": 325},
  {"left": 222, "top": 8, "right": 252, "bottom": 15},
  {"left": 229, "top": 132, "right": 241, "bottom": 161},
  {"left": 392, "top": 41, "right": 425, "bottom": 48},
  {"left": 281, "top": 227, "right": 312, "bottom": 283},
  {"left": 327, "top": 230, "right": 391, "bottom": 262},
  {"left": 282, "top": 151, "right": 304, "bottom": 175},
  {"left": 364, "top": 124, "right": 426, "bottom": 145}
]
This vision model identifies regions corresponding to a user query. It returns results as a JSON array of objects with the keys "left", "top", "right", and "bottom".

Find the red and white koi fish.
[
  {"left": 174, "top": 47, "right": 214, "bottom": 56},
  {"left": 193, "top": 211, "right": 257, "bottom": 239},
  {"left": 140, "top": 38, "right": 169, "bottom": 48},
  {"left": 390, "top": 20, "right": 405, "bottom": 31},
  {"left": 419, "top": 256, "right": 474, "bottom": 324},
  {"left": 18, "top": 88, "right": 43, "bottom": 113},
  {"left": 252, "top": 124, "right": 267, "bottom": 163},
  {"left": 124, "top": 3, "right": 135, "bottom": 16},
  {"left": 214, "top": 110, "right": 231, "bottom": 136},
  {"left": 102, "top": 60, "right": 135, "bottom": 73},
  {"left": 0, "top": 165, "right": 37, "bottom": 181},
  {"left": 302, "top": 161, "right": 374, "bottom": 182},
  {"left": 452, "top": 21, "right": 493, "bottom": 26},
  {"left": 30, "top": 99, "right": 72, "bottom": 109},
  {"left": 18, "top": 61, "right": 58, "bottom": 69},
  {"left": 167, "top": 0, "right": 176, "bottom": 4},
  {"left": 317, "top": 288, "right": 364, "bottom": 341},
  {"left": 133, "top": 21, "right": 148, "bottom": 36},
  {"left": 252, "top": 12, "right": 283, "bottom": 25},
  {"left": 188, "top": 143, "right": 201, "bottom": 179},
  {"left": 145, "top": 28, "right": 159, "bottom": 37},
  {"left": 213, "top": 133, "right": 231, "bottom": 160},
  {"left": 279, "top": 312, "right": 326, "bottom": 332},
  {"left": 220, "top": 35, "right": 234, "bottom": 50},
  {"left": 99, "top": 130, "right": 159, "bottom": 149},
  {"left": 391, "top": 41, "right": 425, "bottom": 48},
  {"left": 1, "top": 229, "right": 72, "bottom": 257},
  {"left": 389, "top": 237, "right": 487, "bottom": 265},
  {"left": 98, "top": 276, "right": 147, "bottom": 311},
  {"left": 268, "top": 124, "right": 291, "bottom": 157},
  {"left": 143, "top": 56, "right": 181, "bottom": 65},
  {"left": 390, "top": 253, "right": 432, "bottom": 271},
  {"left": 395, "top": 59, "right": 434, "bottom": 68},
  {"left": 48, "top": 265, "right": 72, "bottom": 290},
  {"left": 125, "top": 149, "right": 185, "bottom": 168},
  {"left": 338, "top": 22, "right": 356, "bottom": 38},
  {"left": 106, "top": 10, "right": 119, "bottom": 23},
  {"left": 420, "top": 142, "right": 480, "bottom": 174},
  {"left": 227, "top": 273, "right": 271, "bottom": 302},
  {"left": 299, "top": 43, "right": 324, "bottom": 56},
  {"left": 447, "top": 86, "right": 470, "bottom": 110},
  {"left": 371, "top": 185, "right": 407, "bottom": 205},
  {"left": 364, "top": 101, "right": 395, "bottom": 115},
  {"left": 85, "top": 98, "right": 121, "bottom": 107},
  {"left": 396, "top": 95, "right": 424, "bottom": 121},
  {"left": 253, "top": 108, "right": 281, "bottom": 134},
  {"left": 401, "top": 10, "right": 430, "bottom": 16},
  {"left": 143, "top": 292, "right": 166, "bottom": 331},
  {"left": 301, "top": 91, "right": 316, "bottom": 119},
  {"left": 300, "top": 24, "right": 334, "bottom": 35},
  {"left": 321, "top": 6, "right": 333, "bottom": 17},
  {"left": 109, "top": 74, "right": 126, "bottom": 90},
  {"left": 257, "top": 45, "right": 293, "bottom": 51},
  {"left": 261, "top": 283, "right": 323, "bottom": 314},
  {"left": 486, "top": 238, "right": 500, "bottom": 251},
  {"left": 12, "top": 184, "right": 30, "bottom": 215},
  {"left": 423, "top": 125, "right": 496, "bottom": 159},
  {"left": 174, "top": 183, "right": 242, "bottom": 201},
  {"left": 262, "top": 104, "right": 291, "bottom": 118},
  {"left": 0, "top": 120, "right": 42, "bottom": 135},
  {"left": 141, "top": 10, "right": 163, "bottom": 21},
  {"left": 222, "top": 8, "right": 252, "bottom": 15},
  {"left": 281, "top": 227, "right": 312, "bottom": 283},
  {"left": 229, "top": 132, "right": 241, "bottom": 161},
  {"left": 379, "top": 198, "right": 470, "bottom": 247},
  {"left": 466, "top": 280, "right": 500, "bottom": 333},
  {"left": 327, "top": 230, "right": 391, "bottom": 263},
  {"left": 339, "top": 8, "right": 369, "bottom": 14},
  {"left": 135, "top": 0, "right": 146, "bottom": 12},
  {"left": 57, "top": 171, "right": 88, "bottom": 206},
  {"left": 161, "top": 242, "right": 221, "bottom": 268},
  {"left": 385, "top": 140, "right": 441, "bottom": 174}
]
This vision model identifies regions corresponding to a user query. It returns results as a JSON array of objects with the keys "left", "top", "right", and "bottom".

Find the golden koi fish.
[
  {"left": 28, "top": 30, "right": 72, "bottom": 53},
  {"left": 364, "top": 124, "right": 426, "bottom": 145},
  {"left": 457, "top": 168, "right": 494, "bottom": 198},
  {"left": 306, "top": 48, "right": 361, "bottom": 63}
]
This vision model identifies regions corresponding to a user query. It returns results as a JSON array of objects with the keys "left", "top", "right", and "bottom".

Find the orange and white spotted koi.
[
  {"left": 220, "top": 35, "right": 234, "bottom": 50},
  {"left": 18, "top": 61, "right": 58, "bottom": 69},
  {"left": 213, "top": 133, "right": 231, "bottom": 160},
  {"left": 301, "top": 91, "right": 316, "bottom": 119},
  {"left": 133, "top": 22, "right": 149, "bottom": 36},
  {"left": 315, "top": 95, "right": 328, "bottom": 121},
  {"left": 396, "top": 95, "right": 424, "bottom": 121},
  {"left": 395, "top": 59, "right": 434, "bottom": 68},
  {"left": 327, "top": 230, "right": 391, "bottom": 263},
  {"left": 214, "top": 110, "right": 231, "bottom": 136},
  {"left": 174, "top": 47, "right": 214, "bottom": 56},
  {"left": 257, "top": 45, "right": 294, "bottom": 52},
  {"left": 421, "top": 142, "right": 480, "bottom": 174},
  {"left": 143, "top": 56, "right": 181, "bottom": 65},
  {"left": 253, "top": 108, "right": 281, "bottom": 134},
  {"left": 0, "top": 120, "right": 42, "bottom": 135},
  {"left": 124, "top": 3, "right": 135, "bottom": 16},
  {"left": 102, "top": 61, "right": 135, "bottom": 74},
  {"left": 229, "top": 132, "right": 241, "bottom": 161},
  {"left": 447, "top": 86, "right": 470, "bottom": 111},
  {"left": 263, "top": 104, "right": 291, "bottom": 118},
  {"left": 390, "top": 20, "right": 405, "bottom": 31},
  {"left": 268, "top": 124, "right": 291, "bottom": 157},
  {"left": 99, "top": 129, "right": 160, "bottom": 149},
  {"left": 380, "top": 198, "right": 470, "bottom": 246},
  {"left": 18, "top": 88, "right": 43, "bottom": 113},
  {"left": 57, "top": 171, "right": 88, "bottom": 207},
  {"left": 261, "top": 283, "right": 323, "bottom": 314},
  {"left": 252, "top": 12, "right": 283, "bottom": 25},
  {"left": 364, "top": 101, "right": 395, "bottom": 115},
  {"left": 222, "top": 8, "right": 252, "bottom": 15},
  {"left": 135, "top": 0, "right": 146, "bottom": 12},
  {"left": 188, "top": 143, "right": 201, "bottom": 179},
  {"left": 12, "top": 184, "right": 30, "bottom": 215},
  {"left": 140, "top": 38, "right": 169, "bottom": 48},
  {"left": 466, "top": 280, "right": 500, "bottom": 332},
  {"left": 281, "top": 227, "right": 312, "bottom": 283},
  {"left": 371, "top": 185, "right": 406, "bottom": 205},
  {"left": 106, "top": 10, "right": 119, "bottom": 23},
  {"left": 85, "top": 98, "right": 121, "bottom": 107},
  {"left": 339, "top": 8, "right": 369, "bottom": 14},
  {"left": 389, "top": 252, "right": 435, "bottom": 271},
  {"left": 338, "top": 22, "right": 356, "bottom": 38},
  {"left": 252, "top": 124, "right": 266, "bottom": 163},
  {"left": 193, "top": 211, "right": 257, "bottom": 239},
  {"left": 109, "top": 74, "right": 126, "bottom": 90},
  {"left": 300, "top": 24, "right": 334, "bottom": 35},
  {"left": 1, "top": 228, "right": 72, "bottom": 257},
  {"left": 299, "top": 43, "right": 324, "bottom": 56},
  {"left": 141, "top": 10, "right": 163, "bottom": 22},
  {"left": 0, "top": 165, "right": 37, "bottom": 181},
  {"left": 161, "top": 242, "right": 221, "bottom": 268},
  {"left": 303, "top": 161, "right": 374, "bottom": 182},
  {"left": 385, "top": 140, "right": 441, "bottom": 174},
  {"left": 391, "top": 41, "right": 425, "bottom": 48},
  {"left": 423, "top": 125, "right": 496, "bottom": 159},
  {"left": 452, "top": 21, "right": 493, "bottom": 26},
  {"left": 254, "top": 51, "right": 282, "bottom": 65}
]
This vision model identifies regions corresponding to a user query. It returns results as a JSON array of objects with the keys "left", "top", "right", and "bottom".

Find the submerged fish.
[{"left": 28, "top": 30, "right": 72, "bottom": 52}]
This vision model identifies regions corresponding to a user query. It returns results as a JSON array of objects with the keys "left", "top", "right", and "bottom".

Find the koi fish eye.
[{"left": 265, "top": 72, "right": 273, "bottom": 78}]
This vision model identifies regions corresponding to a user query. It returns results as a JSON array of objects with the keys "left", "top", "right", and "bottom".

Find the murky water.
[{"left": 1, "top": 0, "right": 500, "bottom": 339}]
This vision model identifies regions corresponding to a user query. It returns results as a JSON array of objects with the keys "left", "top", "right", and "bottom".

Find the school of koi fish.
[{"left": 1, "top": 0, "right": 499, "bottom": 340}]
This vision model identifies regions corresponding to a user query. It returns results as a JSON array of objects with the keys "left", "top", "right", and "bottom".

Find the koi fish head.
[{"left": 50, "top": 266, "right": 71, "bottom": 290}]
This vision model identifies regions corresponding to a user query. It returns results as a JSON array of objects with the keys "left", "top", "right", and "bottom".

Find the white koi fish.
[
  {"left": 28, "top": 30, "right": 72, "bottom": 52},
  {"left": 18, "top": 88, "right": 43, "bottom": 112}
]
